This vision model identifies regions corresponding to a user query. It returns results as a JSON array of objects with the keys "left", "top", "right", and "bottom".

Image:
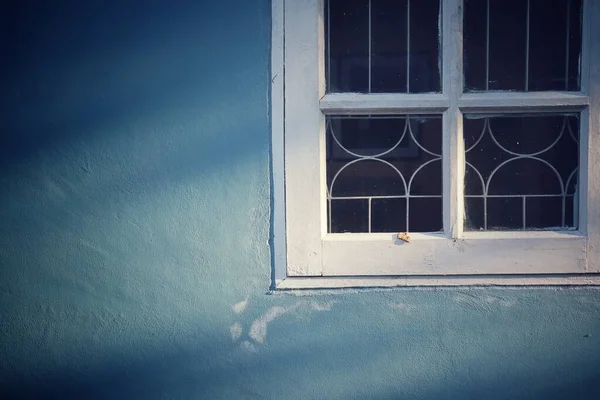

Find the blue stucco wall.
[{"left": 1, "top": 1, "right": 599, "bottom": 399}]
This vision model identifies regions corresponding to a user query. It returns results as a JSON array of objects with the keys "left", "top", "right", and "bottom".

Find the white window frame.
[{"left": 272, "top": 0, "right": 600, "bottom": 289}]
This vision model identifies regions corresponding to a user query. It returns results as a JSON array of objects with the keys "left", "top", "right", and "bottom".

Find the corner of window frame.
[{"left": 270, "top": 0, "right": 600, "bottom": 289}]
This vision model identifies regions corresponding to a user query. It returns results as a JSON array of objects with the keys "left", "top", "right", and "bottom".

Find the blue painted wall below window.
[{"left": 1, "top": 1, "right": 599, "bottom": 399}]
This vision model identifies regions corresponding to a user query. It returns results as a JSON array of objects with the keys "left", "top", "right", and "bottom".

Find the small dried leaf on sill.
[{"left": 397, "top": 232, "right": 411, "bottom": 243}]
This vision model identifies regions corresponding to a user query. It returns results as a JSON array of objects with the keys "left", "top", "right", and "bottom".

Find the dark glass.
[
  {"left": 327, "top": 0, "right": 369, "bottom": 92},
  {"left": 564, "top": 196, "right": 575, "bottom": 227},
  {"left": 409, "top": 0, "right": 440, "bottom": 92},
  {"left": 488, "top": 0, "right": 527, "bottom": 90},
  {"left": 371, "top": 198, "right": 407, "bottom": 232},
  {"left": 465, "top": 114, "right": 579, "bottom": 230},
  {"left": 329, "top": 117, "right": 407, "bottom": 157},
  {"left": 328, "top": 160, "right": 407, "bottom": 197},
  {"left": 567, "top": 0, "right": 583, "bottom": 90},
  {"left": 327, "top": 0, "right": 440, "bottom": 93},
  {"left": 408, "top": 159, "right": 442, "bottom": 195},
  {"left": 464, "top": 0, "right": 487, "bottom": 90},
  {"left": 330, "top": 199, "right": 369, "bottom": 233},
  {"left": 327, "top": 115, "right": 442, "bottom": 233},
  {"left": 529, "top": 0, "right": 583, "bottom": 90},
  {"left": 487, "top": 198, "right": 523, "bottom": 230},
  {"left": 371, "top": 0, "right": 408, "bottom": 92},
  {"left": 409, "top": 198, "right": 442, "bottom": 232},
  {"left": 465, "top": 197, "right": 485, "bottom": 231},
  {"left": 529, "top": 0, "right": 565, "bottom": 90},
  {"left": 525, "top": 197, "right": 563, "bottom": 228},
  {"left": 464, "top": 0, "right": 582, "bottom": 92}
]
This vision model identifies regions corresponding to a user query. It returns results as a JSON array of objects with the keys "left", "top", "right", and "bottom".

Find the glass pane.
[
  {"left": 330, "top": 199, "right": 369, "bottom": 233},
  {"left": 409, "top": 198, "right": 442, "bottom": 232},
  {"left": 464, "top": 0, "right": 582, "bottom": 92},
  {"left": 326, "top": 0, "right": 369, "bottom": 92},
  {"left": 464, "top": 114, "right": 579, "bottom": 231},
  {"left": 529, "top": 0, "right": 583, "bottom": 91},
  {"left": 371, "top": 198, "right": 407, "bottom": 232},
  {"left": 409, "top": 0, "right": 440, "bottom": 92},
  {"left": 371, "top": 0, "right": 407, "bottom": 92},
  {"left": 326, "top": 0, "right": 440, "bottom": 93},
  {"left": 327, "top": 115, "right": 442, "bottom": 233}
]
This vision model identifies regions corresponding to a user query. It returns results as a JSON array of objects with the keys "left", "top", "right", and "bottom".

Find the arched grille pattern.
[
  {"left": 464, "top": 114, "right": 579, "bottom": 230},
  {"left": 326, "top": 115, "right": 442, "bottom": 233}
]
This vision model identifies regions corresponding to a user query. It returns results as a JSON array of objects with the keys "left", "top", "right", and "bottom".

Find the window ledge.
[{"left": 276, "top": 274, "right": 600, "bottom": 290}]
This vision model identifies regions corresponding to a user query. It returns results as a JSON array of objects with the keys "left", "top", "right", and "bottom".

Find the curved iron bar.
[
  {"left": 407, "top": 157, "right": 442, "bottom": 194},
  {"left": 465, "top": 161, "right": 486, "bottom": 195},
  {"left": 565, "top": 168, "right": 578, "bottom": 196},
  {"left": 407, "top": 118, "right": 441, "bottom": 157},
  {"left": 567, "top": 116, "right": 579, "bottom": 144},
  {"left": 465, "top": 117, "right": 489, "bottom": 153},
  {"left": 467, "top": 115, "right": 577, "bottom": 230},
  {"left": 485, "top": 156, "right": 565, "bottom": 196},
  {"left": 487, "top": 116, "right": 566, "bottom": 158},
  {"left": 327, "top": 117, "right": 409, "bottom": 159},
  {"left": 328, "top": 157, "right": 408, "bottom": 199}
]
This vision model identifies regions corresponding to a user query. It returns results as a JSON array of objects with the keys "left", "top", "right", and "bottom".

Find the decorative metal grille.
[
  {"left": 464, "top": 114, "right": 579, "bottom": 230},
  {"left": 464, "top": 0, "right": 582, "bottom": 92},
  {"left": 327, "top": 115, "right": 442, "bottom": 233}
]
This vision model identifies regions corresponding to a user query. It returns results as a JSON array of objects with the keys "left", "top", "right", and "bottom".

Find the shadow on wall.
[
  {"left": 0, "top": 1, "right": 272, "bottom": 397},
  {"left": 2, "top": 293, "right": 600, "bottom": 400},
  {"left": 2, "top": 281, "right": 600, "bottom": 399},
  {"left": 0, "top": 0, "right": 268, "bottom": 165},
  {"left": 3, "top": 354, "right": 600, "bottom": 400},
  {"left": 0, "top": 0, "right": 271, "bottom": 294}
]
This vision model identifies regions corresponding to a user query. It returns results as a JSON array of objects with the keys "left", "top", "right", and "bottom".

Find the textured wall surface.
[{"left": 1, "top": 1, "right": 600, "bottom": 399}]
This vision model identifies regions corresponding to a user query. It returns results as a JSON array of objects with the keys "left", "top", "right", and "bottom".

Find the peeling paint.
[
  {"left": 232, "top": 299, "right": 248, "bottom": 314},
  {"left": 230, "top": 322, "right": 243, "bottom": 341},
  {"left": 309, "top": 301, "right": 333, "bottom": 311},
  {"left": 248, "top": 306, "right": 290, "bottom": 344},
  {"left": 247, "top": 301, "right": 333, "bottom": 345},
  {"left": 239, "top": 340, "right": 257, "bottom": 353}
]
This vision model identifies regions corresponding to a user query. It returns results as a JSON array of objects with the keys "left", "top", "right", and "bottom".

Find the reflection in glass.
[
  {"left": 464, "top": 114, "right": 579, "bottom": 231},
  {"left": 326, "top": 0, "right": 440, "bottom": 93},
  {"left": 464, "top": 0, "right": 582, "bottom": 92},
  {"left": 327, "top": 116, "right": 442, "bottom": 233}
]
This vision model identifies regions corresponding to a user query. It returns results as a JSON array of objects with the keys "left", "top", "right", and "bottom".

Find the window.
[{"left": 272, "top": 0, "right": 600, "bottom": 288}]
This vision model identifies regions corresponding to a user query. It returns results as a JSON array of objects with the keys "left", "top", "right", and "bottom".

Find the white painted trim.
[
  {"left": 323, "top": 230, "right": 582, "bottom": 241},
  {"left": 283, "top": 0, "right": 325, "bottom": 276},
  {"left": 322, "top": 235, "right": 586, "bottom": 276},
  {"left": 442, "top": 0, "right": 464, "bottom": 239},
  {"left": 458, "top": 92, "right": 589, "bottom": 112},
  {"left": 272, "top": 0, "right": 599, "bottom": 288},
  {"left": 323, "top": 232, "right": 446, "bottom": 242},
  {"left": 582, "top": 0, "right": 600, "bottom": 272},
  {"left": 461, "top": 230, "right": 583, "bottom": 240},
  {"left": 276, "top": 275, "right": 600, "bottom": 290},
  {"left": 319, "top": 93, "right": 449, "bottom": 115},
  {"left": 271, "top": 0, "right": 287, "bottom": 282}
]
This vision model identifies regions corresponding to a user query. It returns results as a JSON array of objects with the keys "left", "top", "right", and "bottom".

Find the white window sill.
[
  {"left": 276, "top": 275, "right": 600, "bottom": 290},
  {"left": 313, "top": 231, "right": 589, "bottom": 277}
]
